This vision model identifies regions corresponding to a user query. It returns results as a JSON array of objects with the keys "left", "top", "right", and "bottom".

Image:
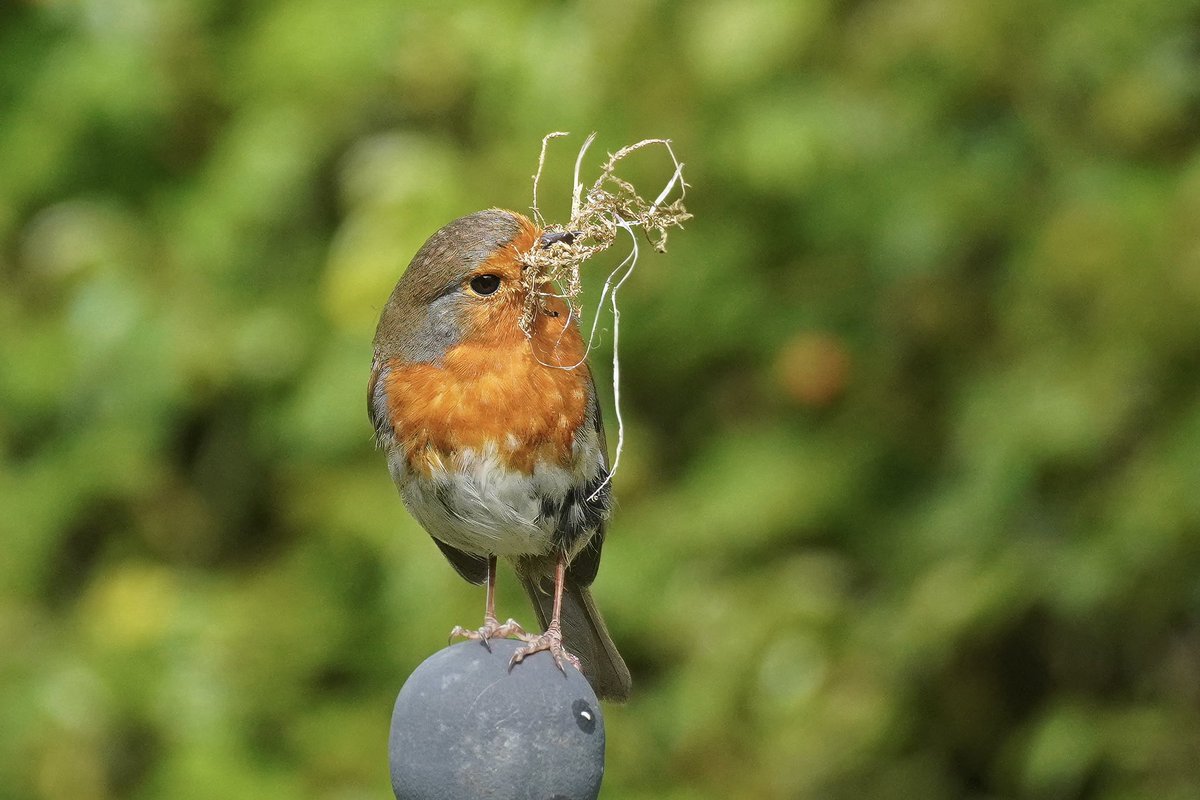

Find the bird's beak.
[{"left": 538, "top": 230, "right": 580, "bottom": 249}]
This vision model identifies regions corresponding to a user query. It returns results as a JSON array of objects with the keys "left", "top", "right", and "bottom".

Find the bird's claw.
[
  {"left": 508, "top": 624, "right": 581, "bottom": 674},
  {"left": 449, "top": 616, "right": 530, "bottom": 649}
]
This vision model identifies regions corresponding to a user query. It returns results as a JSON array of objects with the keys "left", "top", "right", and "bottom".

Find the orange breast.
[{"left": 383, "top": 298, "right": 591, "bottom": 476}]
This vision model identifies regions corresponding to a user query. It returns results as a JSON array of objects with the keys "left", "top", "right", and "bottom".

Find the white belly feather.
[{"left": 389, "top": 442, "right": 583, "bottom": 559}]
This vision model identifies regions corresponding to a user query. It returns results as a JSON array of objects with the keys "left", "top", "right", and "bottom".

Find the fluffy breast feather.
[
  {"left": 371, "top": 247, "right": 607, "bottom": 558},
  {"left": 377, "top": 301, "right": 592, "bottom": 476}
]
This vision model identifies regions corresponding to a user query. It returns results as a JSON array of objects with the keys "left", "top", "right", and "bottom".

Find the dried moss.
[{"left": 517, "top": 132, "right": 691, "bottom": 336}]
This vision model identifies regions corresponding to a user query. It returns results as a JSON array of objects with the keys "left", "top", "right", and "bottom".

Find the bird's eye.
[{"left": 469, "top": 274, "right": 501, "bottom": 295}]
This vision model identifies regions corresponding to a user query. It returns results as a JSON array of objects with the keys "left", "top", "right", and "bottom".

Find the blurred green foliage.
[{"left": 3, "top": 0, "right": 1200, "bottom": 798}]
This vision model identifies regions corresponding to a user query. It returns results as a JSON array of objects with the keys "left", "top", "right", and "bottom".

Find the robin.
[{"left": 368, "top": 208, "right": 632, "bottom": 702}]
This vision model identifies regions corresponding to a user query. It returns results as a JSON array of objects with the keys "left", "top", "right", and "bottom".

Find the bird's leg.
[
  {"left": 509, "top": 554, "right": 582, "bottom": 673},
  {"left": 449, "top": 556, "right": 529, "bottom": 648}
]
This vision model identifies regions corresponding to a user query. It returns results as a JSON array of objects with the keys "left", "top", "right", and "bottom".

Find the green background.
[{"left": 3, "top": 1, "right": 1200, "bottom": 798}]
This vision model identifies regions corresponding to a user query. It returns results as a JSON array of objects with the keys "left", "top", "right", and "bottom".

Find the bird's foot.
[
  {"left": 449, "top": 615, "right": 529, "bottom": 650},
  {"left": 509, "top": 623, "right": 581, "bottom": 674}
]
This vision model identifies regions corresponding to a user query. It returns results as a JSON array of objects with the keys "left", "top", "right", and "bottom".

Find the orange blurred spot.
[{"left": 775, "top": 332, "right": 851, "bottom": 409}]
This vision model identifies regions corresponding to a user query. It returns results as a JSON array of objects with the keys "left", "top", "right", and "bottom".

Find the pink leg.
[
  {"left": 509, "top": 554, "right": 581, "bottom": 673},
  {"left": 449, "top": 556, "right": 529, "bottom": 647}
]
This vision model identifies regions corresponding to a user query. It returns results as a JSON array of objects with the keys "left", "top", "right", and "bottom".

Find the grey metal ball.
[{"left": 389, "top": 639, "right": 605, "bottom": 800}]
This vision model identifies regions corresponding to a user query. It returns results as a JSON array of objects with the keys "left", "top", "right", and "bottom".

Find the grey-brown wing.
[
  {"left": 565, "top": 372, "right": 611, "bottom": 587},
  {"left": 431, "top": 537, "right": 488, "bottom": 585}
]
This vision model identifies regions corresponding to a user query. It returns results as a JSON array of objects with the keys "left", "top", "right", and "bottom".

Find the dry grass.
[{"left": 518, "top": 132, "right": 691, "bottom": 336}]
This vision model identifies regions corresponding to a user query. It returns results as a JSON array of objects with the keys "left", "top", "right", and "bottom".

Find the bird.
[{"left": 368, "top": 208, "right": 632, "bottom": 702}]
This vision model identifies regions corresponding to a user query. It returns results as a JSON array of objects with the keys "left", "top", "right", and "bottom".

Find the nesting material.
[
  {"left": 518, "top": 132, "right": 691, "bottom": 337},
  {"left": 516, "top": 132, "right": 690, "bottom": 498}
]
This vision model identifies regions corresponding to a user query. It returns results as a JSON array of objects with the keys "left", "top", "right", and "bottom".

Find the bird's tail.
[{"left": 520, "top": 574, "right": 632, "bottom": 702}]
